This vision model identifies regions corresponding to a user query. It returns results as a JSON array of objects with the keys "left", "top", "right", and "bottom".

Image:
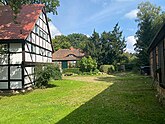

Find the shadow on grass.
[
  {"left": 95, "top": 76, "right": 116, "bottom": 83},
  {"left": 56, "top": 75, "right": 164, "bottom": 124},
  {"left": 47, "top": 84, "right": 58, "bottom": 88}
]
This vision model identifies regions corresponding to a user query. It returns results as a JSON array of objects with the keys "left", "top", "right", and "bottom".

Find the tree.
[
  {"left": 0, "top": 0, "right": 60, "bottom": 18},
  {"left": 110, "top": 23, "right": 126, "bottom": 65},
  {"left": 52, "top": 35, "right": 71, "bottom": 51},
  {"left": 99, "top": 23, "right": 126, "bottom": 66},
  {"left": 84, "top": 24, "right": 126, "bottom": 67},
  {"left": 67, "top": 33, "right": 89, "bottom": 49},
  {"left": 135, "top": 1, "right": 165, "bottom": 66},
  {"left": 84, "top": 30, "right": 101, "bottom": 63}
]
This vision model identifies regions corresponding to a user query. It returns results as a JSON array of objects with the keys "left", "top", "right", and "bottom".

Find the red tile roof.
[
  {"left": 52, "top": 47, "right": 85, "bottom": 61},
  {"left": 0, "top": 4, "right": 44, "bottom": 40}
]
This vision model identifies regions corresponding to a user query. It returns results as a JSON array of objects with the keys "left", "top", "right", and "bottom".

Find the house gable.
[{"left": 0, "top": 4, "right": 53, "bottom": 90}]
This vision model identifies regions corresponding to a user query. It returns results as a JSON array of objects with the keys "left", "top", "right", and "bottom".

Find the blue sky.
[{"left": 48, "top": 0, "right": 165, "bottom": 53}]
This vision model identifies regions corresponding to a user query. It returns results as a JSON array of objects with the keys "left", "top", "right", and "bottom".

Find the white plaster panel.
[
  {"left": 39, "top": 56, "right": 42, "bottom": 62},
  {"left": 43, "top": 13, "right": 46, "bottom": 23},
  {"left": 10, "top": 66, "right": 22, "bottom": 79},
  {"left": 0, "top": 66, "right": 8, "bottom": 80},
  {"left": 25, "top": 67, "right": 32, "bottom": 75},
  {"left": 43, "top": 57, "right": 47, "bottom": 62},
  {"left": 24, "top": 76, "right": 31, "bottom": 84},
  {"left": 42, "top": 40, "right": 46, "bottom": 48},
  {"left": 48, "top": 58, "right": 52, "bottom": 63},
  {"left": 36, "top": 47, "right": 39, "bottom": 54},
  {"left": 25, "top": 43, "right": 31, "bottom": 52},
  {"left": 10, "top": 81, "right": 22, "bottom": 89},
  {"left": 30, "top": 75, "right": 34, "bottom": 82},
  {"left": 36, "top": 55, "right": 42, "bottom": 62},
  {"left": 45, "top": 25, "right": 48, "bottom": 33},
  {"left": 47, "top": 43, "right": 51, "bottom": 51},
  {"left": 25, "top": 53, "right": 33, "bottom": 62},
  {"left": 40, "top": 38, "right": 43, "bottom": 47},
  {"left": 36, "top": 19, "right": 40, "bottom": 26},
  {"left": 26, "top": 35, "right": 30, "bottom": 42},
  {"left": 32, "top": 33, "right": 36, "bottom": 44},
  {"left": 36, "top": 35, "right": 40, "bottom": 46},
  {"left": 10, "top": 43, "right": 22, "bottom": 52},
  {"left": 39, "top": 18, "right": 42, "bottom": 28},
  {"left": 25, "top": 43, "right": 28, "bottom": 52},
  {"left": 48, "top": 36, "right": 50, "bottom": 43},
  {"left": 0, "top": 82, "right": 8, "bottom": 89},
  {"left": 32, "top": 54, "right": 36, "bottom": 62},
  {"left": 40, "top": 18, "right": 44, "bottom": 28},
  {"left": 10, "top": 53, "right": 22, "bottom": 64}
]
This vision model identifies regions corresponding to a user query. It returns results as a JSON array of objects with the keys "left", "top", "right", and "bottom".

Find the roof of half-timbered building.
[{"left": 0, "top": 4, "right": 45, "bottom": 40}]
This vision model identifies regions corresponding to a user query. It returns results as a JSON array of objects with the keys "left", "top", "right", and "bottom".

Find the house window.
[
  {"left": 0, "top": 66, "right": 8, "bottom": 80},
  {"left": 39, "top": 30, "right": 42, "bottom": 37},
  {"left": 43, "top": 32, "right": 46, "bottom": 39},
  {"left": 69, "top": 61, "right": 76, "bottom": 68},
  {"left": 27, "top": 43, "right": 31, "bottom": 52},
  {"left": 68, "top": 54, "right": 74, "bottom": 57},
  {"left": 47, "top": 51, "right": 51, "bottom": 57},
  {"left": 0, "top": 44, "right": 8, "bottom": 53}
]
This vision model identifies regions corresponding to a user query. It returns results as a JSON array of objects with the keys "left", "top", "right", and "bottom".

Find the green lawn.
[{"left": 0, "top": 72, "right": 165, "bottom": 124}]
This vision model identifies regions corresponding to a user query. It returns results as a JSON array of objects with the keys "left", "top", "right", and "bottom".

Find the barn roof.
[
  {"left": 52, "top": 47, "right": 85, "bottom": 61},
  {"left": 148, "top": 22, "right": 165, "bottom": 52},
  {"left": 0, "top": 4, "right": 44, "bottom": 40}
]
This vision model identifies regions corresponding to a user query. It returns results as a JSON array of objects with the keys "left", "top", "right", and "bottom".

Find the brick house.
[{"left": 52, "top": 47, "right": 85, "bottom": 69}]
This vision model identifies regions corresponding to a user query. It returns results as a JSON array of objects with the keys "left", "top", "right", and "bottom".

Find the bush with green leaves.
[
  {"left": 107, "top": 65, "right": 115, "bottom": 74},
  {"left": 35, "top": 64, "right": 62, "bottom": 88},
  {"left": 79, "top": 56, "right": 97, "bottom": 72},
  {"left": 100, "top": 65, "right": 115, "bottom": 74}
]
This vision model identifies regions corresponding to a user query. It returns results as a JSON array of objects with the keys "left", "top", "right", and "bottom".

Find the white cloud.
[
  {"left": 86, "top": 3, "right": 124, "bottom": 24},
  {"left": 48, "top": 22, "right": 62, "bottom": 38},
  {"left": 125, "top": 9, "right": 138, "bottom": 19},
  {"left": 126, "top": 36, "right": 136, "bottom": 53}
]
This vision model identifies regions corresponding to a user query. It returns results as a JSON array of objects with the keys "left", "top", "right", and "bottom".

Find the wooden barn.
[
  {"left": 0, "top": 4, "right": 53, "bottom": 90},
  {"left": 148, "top": 23, "right": 165, "bottom": 97},
  {"left": 52, "top": 47, "right": 85, "bottom": 69}
]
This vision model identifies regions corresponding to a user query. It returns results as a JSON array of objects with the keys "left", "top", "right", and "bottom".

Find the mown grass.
[{"left": 0, "top": 72, "right": 165, "bottom": 124}]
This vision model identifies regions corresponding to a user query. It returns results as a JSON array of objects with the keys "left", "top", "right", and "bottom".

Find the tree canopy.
[
  {"left": 134, "top": 1, "right": 165, "bottom": 66},
  {"left": 0, "top": 0, "right": 60, "bottom": 16},
  {"left": 84, "top": 23, "right": 126, "bottom": 66},
  {"left": 52, "top": 33, "right": 89, "bottom": 51}
]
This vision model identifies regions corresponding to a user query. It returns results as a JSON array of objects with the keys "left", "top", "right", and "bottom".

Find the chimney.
[{"left": 70, "top": 46, "right": 74, "bottom": 51}]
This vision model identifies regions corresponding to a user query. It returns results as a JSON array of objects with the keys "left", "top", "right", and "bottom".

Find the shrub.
[
  {"left": 35, "top": 64, "right": 62, "bottom": 88},
  {"left": 107, "top": 65, "right": 115, "bottom": 74},
  {"left": 100, "top": 65, "right": 115, "bottom": 74},
  {"left": 79, "top": 56, "right": 97, "bottom": 72},
  {"left": 63, "top": 68, "right": 81, "bottom": 75}
]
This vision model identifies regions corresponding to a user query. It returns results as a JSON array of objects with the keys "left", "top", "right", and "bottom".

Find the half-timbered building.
[
  {"left": 0, "top": 4, "right": 53, "bottom": 90},
  {"left": 148, "top": 23, "right": 165, "bottom": 97}
]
